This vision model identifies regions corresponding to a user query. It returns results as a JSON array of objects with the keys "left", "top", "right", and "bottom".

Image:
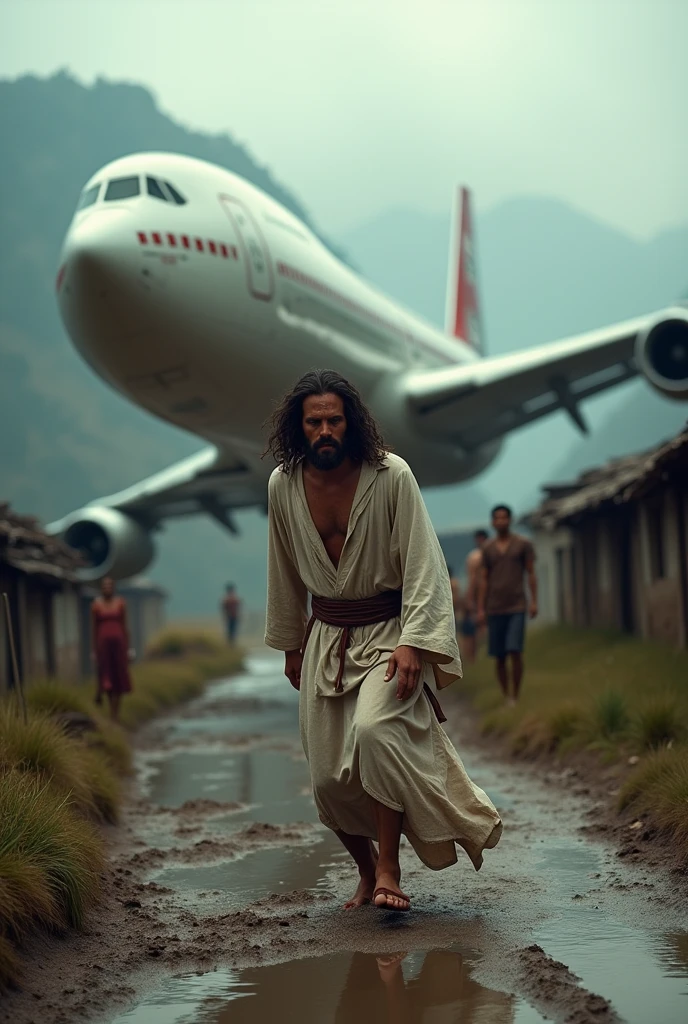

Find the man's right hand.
[
  {"left": 284, "top": 649, "right": 303, "bottom": 691},
  {"left": 475, "top": 609, "right": 486, "bottom": 628}
]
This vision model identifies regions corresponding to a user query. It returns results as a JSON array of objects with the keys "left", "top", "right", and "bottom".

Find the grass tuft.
[
  {"left": 618, "top": 746, "right": 688, "bottom": 854},
  {"left": 594, "top": 689, "right": 629, "bottom": 739},
  {"left": 0, "top": 770, "right": 103, "bottom": 932},
  {"left": 146, "top": 626, "right": 226, "bottom": 659},
  {"left": 0, "top": 706, "right": 99, "bottom": 819},
  {"left": 634, "top": 698, "right": 685, "bottom": 750}
]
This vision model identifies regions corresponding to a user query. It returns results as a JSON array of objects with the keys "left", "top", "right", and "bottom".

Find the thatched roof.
[
  {"left": 0, "top": 502, "right": 84, "bottom": 581},
  {"left": 526, "top": 424, "right": 688, "bottom": 531}
]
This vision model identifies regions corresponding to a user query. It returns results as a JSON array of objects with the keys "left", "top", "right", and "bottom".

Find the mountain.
[
  {"left": 1, "top": 72, "right": 686, "bottom": 616},
  {"left": 340, "top": 202, "right": 688, "bottom": 516}
]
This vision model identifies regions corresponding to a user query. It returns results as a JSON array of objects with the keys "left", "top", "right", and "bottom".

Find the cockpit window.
[
  {"left": 162, "top": 181, "right": 187, "bottom": 205},
  {"left": 104, "top": 176, "right": 141, "bottom": 201},
  {"left": 77, "top": 184, "right": 100, "bottom": 210},
  {"left": 146, "top": 176, "right": 168, "bottom": 201}
]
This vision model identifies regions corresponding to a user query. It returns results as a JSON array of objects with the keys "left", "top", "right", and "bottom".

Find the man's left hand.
[
  {"left": 385, "top": 645, "right": 423, "bottom": 700},
  {"left": 529, "top": 602, "right": 538, "bottom": 620}
]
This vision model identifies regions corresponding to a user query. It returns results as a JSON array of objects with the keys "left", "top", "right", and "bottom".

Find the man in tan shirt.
[{"left": 477, "top": 505, "right": 537, "bottom": 705}]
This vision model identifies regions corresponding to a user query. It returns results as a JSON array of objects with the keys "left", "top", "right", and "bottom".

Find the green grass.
[
  {"left": 619, "top": 746, "right": 688, "bottom": 850},
  {"left": 455, "top": 624, "right": 688, "bottom": 861},
  {"left": 145, "top": 625, "right": 227, "bottom": 659},
  {"left": 0, "top": 770, "right": 104, "bottom": 934},
  {"left": 0, "top": 639, "right": 243, "bottom": 989},
  {"left": 0, "top": 705, "right": 118, "bottom": 822}
]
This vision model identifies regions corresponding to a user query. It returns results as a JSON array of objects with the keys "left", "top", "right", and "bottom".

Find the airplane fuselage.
[{"left": 57, "top": 152, "right": 500, "bottom": 489}]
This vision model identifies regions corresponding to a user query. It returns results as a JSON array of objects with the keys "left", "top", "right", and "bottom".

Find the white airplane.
[{"left": 50, "top": 152, "right": 688, "bottom": 580}]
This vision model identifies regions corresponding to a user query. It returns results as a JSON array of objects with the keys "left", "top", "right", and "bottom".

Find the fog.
[{"left": 2, "top": 0, "right": 687, "bottom": 241}]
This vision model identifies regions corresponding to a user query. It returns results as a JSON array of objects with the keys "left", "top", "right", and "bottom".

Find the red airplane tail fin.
[{"left": 444, "top": 186, "right": 485, "bottom": 354}]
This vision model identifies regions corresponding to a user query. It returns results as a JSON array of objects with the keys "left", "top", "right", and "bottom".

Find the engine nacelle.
[
  {"left": 635, "top": 307, "right": 688, "bottom": 400},
  {"left": 56, "top": 506, "right": 155, "bottom": 582}
]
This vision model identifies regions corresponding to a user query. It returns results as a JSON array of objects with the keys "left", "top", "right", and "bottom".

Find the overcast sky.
[{"left": 2, "top": 0, "right": 686, "bottom": 240}]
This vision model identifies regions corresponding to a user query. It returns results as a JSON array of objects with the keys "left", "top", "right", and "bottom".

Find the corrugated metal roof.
[{"left": 527, "top": 424, "right": 688, "bottom": 530}]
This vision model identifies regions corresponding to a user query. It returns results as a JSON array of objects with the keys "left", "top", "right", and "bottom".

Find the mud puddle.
[
  {"left": 526, "top": 840, "right": 688, "bottom": 1023},
  {"left": 111, "top": 946, "right": 548, "bottom": 1024},
  {"left": 107, "top": 653, "right": 688, "bottom": 1024}
]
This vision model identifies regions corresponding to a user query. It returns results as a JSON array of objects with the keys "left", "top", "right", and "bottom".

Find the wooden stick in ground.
[{"left": 2, "top": 592, "right": 27, "bottom": 724}]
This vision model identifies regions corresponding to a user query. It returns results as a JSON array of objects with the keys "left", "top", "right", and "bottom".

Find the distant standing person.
[
  {"left": 461, "top": 528, "right": 489, "bottom": 663},
  {"left": 221, "top": 583, "right": 241, "bottom": 644},
  {"left": 477, "top": 507, "right": 537, "bottom": 705},
  {"left": 91, "top": 577, "right": 132, "bottom": 722}
]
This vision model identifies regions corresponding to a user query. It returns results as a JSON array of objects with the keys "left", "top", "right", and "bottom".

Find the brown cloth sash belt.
[{"left": 301, "top": 589, "right": 446, "bottom": 723}]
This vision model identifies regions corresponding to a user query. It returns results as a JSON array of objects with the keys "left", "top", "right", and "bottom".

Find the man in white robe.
[{"left": 264, "top": 370, "right": 501, "bottom": 911}]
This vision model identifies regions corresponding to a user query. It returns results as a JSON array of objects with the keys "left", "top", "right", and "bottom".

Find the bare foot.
[
  {"left": 343, "top": 873, "right": 376, "bottom": 909},
  {"left": 373, "top": 869, "right": 410, "bottom": 911},
  {"left": 376, "top": 952, "right": 407, "bottom": 983}
]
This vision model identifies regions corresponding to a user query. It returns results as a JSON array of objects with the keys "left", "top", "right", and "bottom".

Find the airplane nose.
[{"left": 59, "top": 208, "right": 134, "bottom": 302}]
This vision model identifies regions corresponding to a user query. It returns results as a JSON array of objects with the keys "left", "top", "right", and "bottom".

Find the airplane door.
[{"left": 219, "top": 195, "right": 274, "bottom": 301}]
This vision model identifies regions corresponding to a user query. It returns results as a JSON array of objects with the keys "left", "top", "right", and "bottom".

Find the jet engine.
[
  {"left": 57, "top": 506, "right": 155, "bottom": 582},
  {"left": 635, "top": 307, "right": 688, "bottom": 400}
]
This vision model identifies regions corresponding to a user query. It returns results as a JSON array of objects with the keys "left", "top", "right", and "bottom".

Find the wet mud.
[{"left": 3, "top": 653, "right": 687, "bottom": 1024}]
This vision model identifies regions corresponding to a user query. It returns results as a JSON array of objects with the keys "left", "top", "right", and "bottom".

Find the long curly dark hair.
[{"left": 263, "top": 369, "right": 388, "bottom": 474}]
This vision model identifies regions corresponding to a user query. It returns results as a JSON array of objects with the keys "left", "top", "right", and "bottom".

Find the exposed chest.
[{"left": 303, "top": 471, "right": 361, "bottom": 567}]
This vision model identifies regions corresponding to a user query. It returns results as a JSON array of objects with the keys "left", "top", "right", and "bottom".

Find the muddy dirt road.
[{"left": 9, "top": 653, "right": 688, "bottom": 1024}]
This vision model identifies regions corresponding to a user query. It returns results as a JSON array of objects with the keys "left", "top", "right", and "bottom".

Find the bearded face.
[
  {"left": 306, "top": 433, "right": 349, "bottom": 470},
  {"left": 301, "top": 393, "right": 350, "bottom": 471}
]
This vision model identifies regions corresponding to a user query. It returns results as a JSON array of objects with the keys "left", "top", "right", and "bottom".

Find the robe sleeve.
[
  {"left": 264, "top": 471, "right": 309, "bottom": 652},
  {"left": 390, "top": 463, "right": 463, "bottom": 688}
]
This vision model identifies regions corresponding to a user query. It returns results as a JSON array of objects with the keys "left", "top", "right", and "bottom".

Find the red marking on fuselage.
[
  {"left": 181, "top": 235, "right": 190, "bottom": 249},
  {"left": 152, "top": 232, "right": 162, "bottom": 245},
  {"left": 209, "top": 240, "right": 217, "bottom": 255},
  {"left": 195, "top": 238, "right": 204, "bottom": 252},
  {"left": 137, "top": 231, "right": 148, "bottom": 245},
  {"left": 167, "top": 233, "right": 177, "bottom": 247}
]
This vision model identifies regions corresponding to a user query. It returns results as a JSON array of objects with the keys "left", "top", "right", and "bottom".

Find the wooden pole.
[{"left": 2, "top": 592, "right": 27, "bottom": 724}]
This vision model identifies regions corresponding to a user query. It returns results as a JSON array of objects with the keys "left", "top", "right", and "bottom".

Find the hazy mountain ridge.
[{"left": 1, "top": 72, "right": 686, "bottom": 613}]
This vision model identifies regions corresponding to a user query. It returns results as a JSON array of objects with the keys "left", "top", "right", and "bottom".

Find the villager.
[
  {"left": 221, "top": 582, "right": 241, "bottom": 644},
  {"left": 264, "top": 370, "right": 502, "bottom": 912},
  {"left": 91, "top": 576, "right": 132, "bottom": 721},
  {"left": 477, "top": 506, "right": 537, "bottom": 705},
  {"left": 461, "top": 528, "right": 489, "bottom": 663}
]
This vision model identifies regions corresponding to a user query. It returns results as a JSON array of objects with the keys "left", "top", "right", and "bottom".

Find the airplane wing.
[
  {"left": 47, "top": 443, "right": 270, "bottom": 580},
  {"left": 83, "top": 445, "right": 268, "bottom": 529},
  {"left": 404, "top": 307, "right": 688, "bottom": 450}
]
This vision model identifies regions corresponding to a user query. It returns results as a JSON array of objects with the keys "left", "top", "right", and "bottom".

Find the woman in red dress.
[{"left": 91, "top": 577, "right": 132, "bottom": 721}]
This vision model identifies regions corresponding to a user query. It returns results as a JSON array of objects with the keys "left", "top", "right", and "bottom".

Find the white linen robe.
[{"left": 264, "top": 453, "right": 502, "bottom": 870}]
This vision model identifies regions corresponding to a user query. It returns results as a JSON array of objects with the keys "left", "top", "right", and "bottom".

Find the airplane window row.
[{"left": 76, "top": 176, "right": 187, "bottom": 210}]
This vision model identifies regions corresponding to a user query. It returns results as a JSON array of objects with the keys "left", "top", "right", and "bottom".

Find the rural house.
[
  {"left": 0, "top": 502, "right": 86, "bottom": 689},
  {"left": 526, "top": 425, "right": 688, "bottom": 648}
]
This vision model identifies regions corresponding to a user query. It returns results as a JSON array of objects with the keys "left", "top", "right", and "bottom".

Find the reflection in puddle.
[
  {"left": 150, "top": 834, "right": 346, "bottom": 908},
  {"left": 111, "top": 947, "right": 546, "bottom": 1024},
  {"left": 146, "top": 748, "right": 316, "bottom": 825}
]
